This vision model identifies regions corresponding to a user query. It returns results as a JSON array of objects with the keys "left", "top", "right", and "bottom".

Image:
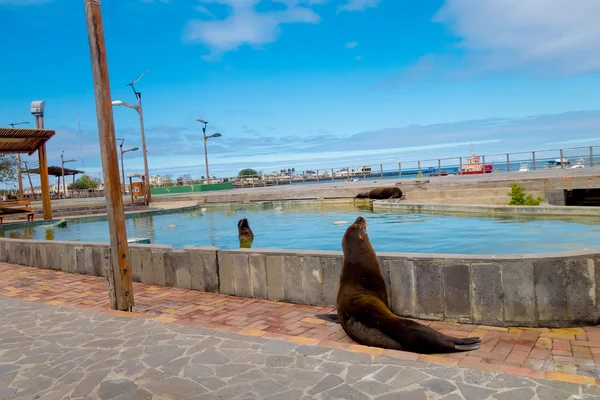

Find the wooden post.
[
  {"left": 35, "top": 115, "right": 52, "bottom": 220},
  {"left": 84, "top": 0, "right": 134, "bottom": 311}
]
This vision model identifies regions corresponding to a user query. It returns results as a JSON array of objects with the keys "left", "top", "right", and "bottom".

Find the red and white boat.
[{"left": 461, "top": 147, "right": 493, "bottom": 175}]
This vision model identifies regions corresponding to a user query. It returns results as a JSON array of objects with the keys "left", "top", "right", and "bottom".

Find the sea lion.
[
  {"left": 238, "top": 218, "right": 254, "bottom": 249},
  {"left": 355, "top": 187, "right": 403, "bottom": 200},
  {"left": 334, "top": 216, "right": 480, "bottom": 354}
]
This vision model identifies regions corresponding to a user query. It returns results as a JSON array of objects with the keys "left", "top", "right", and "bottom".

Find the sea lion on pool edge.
[
  {"left": 355, "top": 187, "right": 403, "bottom": 200},
  {"left": 238, "top": 218, "right": 254, "bottom": 249},
  {"left": 333, "top": 216, "right": 481, "bottom": 354}
]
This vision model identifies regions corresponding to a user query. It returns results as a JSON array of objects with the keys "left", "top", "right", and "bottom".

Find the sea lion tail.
[
  {"left": 355, "top": 192, "right": 369, "bottom": 199},
  {"left": 315, "top": 313, "right": 340, "bottom": 324}
]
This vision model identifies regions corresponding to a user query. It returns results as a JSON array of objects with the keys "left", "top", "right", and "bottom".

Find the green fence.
[{"left": 150, "top": 182, "right": 233, "bottom": 196}]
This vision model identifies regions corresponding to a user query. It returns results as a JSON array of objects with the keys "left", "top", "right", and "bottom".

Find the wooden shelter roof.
[
  {"left": 0, "top": 127, "right": 56, "bottom": 155},
  {"left": 27, "top": 166, "right": 84, "bottom": 177}
]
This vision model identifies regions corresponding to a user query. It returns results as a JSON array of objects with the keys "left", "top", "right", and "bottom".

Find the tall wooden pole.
[
  {"left": 84, "top": 0, "right": 134, "bottom": 311},
  {"left": 35, "top": 115, "right": 52, "bottom": 220}
]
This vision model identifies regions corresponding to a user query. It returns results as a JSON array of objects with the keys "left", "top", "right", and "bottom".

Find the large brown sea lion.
[
  {"left": 238, "top": 218, "right": 254, "bottom": 249},
  {"left": 333, "top": 216, "right": 480, "bottom": 354},
  {"left": 355, "top": 187, "right": 403, "bottom": 200}
]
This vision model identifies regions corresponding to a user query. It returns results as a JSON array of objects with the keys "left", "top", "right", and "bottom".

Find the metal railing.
[{"left": 226, "top": 145, "right": 599, "bottom": 189}]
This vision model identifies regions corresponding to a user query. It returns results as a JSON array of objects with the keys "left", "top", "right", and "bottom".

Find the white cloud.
[
  {"left": 345, "top": 41, "right": 358, "bottom": 49},
  {"left": 434, "top": 0, "right": 600, "bottom": 76},
  {"left": 194, "top": 4, "right": 213, "bottom": 16},
  {"left": 337, "top": 0, "right": 383, "bottom": 13},
  {"left": 184, "top": 0, "right": 320, "bottom": 60}
]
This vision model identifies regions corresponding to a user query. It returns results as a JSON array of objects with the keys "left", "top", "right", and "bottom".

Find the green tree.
[
  {"left": 238, "top": 168, "right": 260, "bottom": 178},
  {"left": 508, "top": 183, "right": 543, "bottom": 206},
  {"left": 0, "top": 155, "right": 17, "bottom": 185},
  {"left": 70, "top": 174, "right": 99, "bottom": 190}
]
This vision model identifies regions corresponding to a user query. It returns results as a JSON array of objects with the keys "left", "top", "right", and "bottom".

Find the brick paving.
[
  {"left": 1, "top": 262, "right": 600, "bottom": 387},
  {"left": 5, "top": 296, "right": 600, "bottom": 400}
]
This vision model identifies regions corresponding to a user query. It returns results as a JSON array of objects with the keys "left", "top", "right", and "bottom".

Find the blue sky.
[{"left": 1, "top": 0, "right": 600, "bottom": 185}]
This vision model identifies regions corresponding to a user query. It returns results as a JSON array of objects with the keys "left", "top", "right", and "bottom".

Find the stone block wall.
[{"left": 1, "top": 237, "right": 599, "bottom": 327}]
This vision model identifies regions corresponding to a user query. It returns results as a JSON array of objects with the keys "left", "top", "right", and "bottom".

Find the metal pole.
[
  {"left": 560, "top": 149, "right": 564, "bottom": 169},
  {"left": 61, "top": 155, "right": 66, "bottom": 198},
  {"left": 16, "top": 154, "right": 23, "bottom": 200},
  {"left": 437, "top": 159, "right": 441, "bottom": 175},
  {"left": 137, "top": 94, "right": 150, "bottom": 200},
  {"left": 591, "top": 147, "right": 594, "bottom": 167},
  {"left": 120, "top": 148, "right": 125, "bottom": 194},
  {"left": 316, "top": 170, "right": 320, "bottom": 183},
  {"left": 84, "top": 0, "right": 134, "bottom": 311},
  {"left": 24, "top": 161, "right": 35, "bottom": 201},
  {"left": 398, "top": 163, "right": 402, "bottom": 178},
  {"left": 482, "top": 155, "right": 486, "bottom": 174},
  {"left": 331, "top": 168, "right": 334, "bottom": 182},
  {"left": 203, "top": 136, "right": 210, "bottom": 184},
  {"left": 380, "top": 164, "right": 383, "bottom": 178},
  {"left": 506, "top": 154, "right": 510, "bottom": 172},
  {"left": 459, "top": 157, "right": 463, "bottom": 175},
  {"left": 532, "top": 151, "right": 536, "bottom": 170}
]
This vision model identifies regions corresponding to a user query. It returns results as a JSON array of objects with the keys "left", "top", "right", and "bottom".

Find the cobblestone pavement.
[
  {"left": 2, "top": 296, "right": 600, "bottom": 400},
  {"left": 2, "top": 263, "right": 600, "bottom": 388}
]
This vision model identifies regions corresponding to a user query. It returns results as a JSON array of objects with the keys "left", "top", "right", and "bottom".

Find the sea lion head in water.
[
  {"left": 336, "top": 216, "right": 480, "bottom": 354},
  {"left": 237, "top": 218, "right": 254, "bottom": 248},
  {"left": 355, "top": 187, "right": 403, "bottom": 200}
]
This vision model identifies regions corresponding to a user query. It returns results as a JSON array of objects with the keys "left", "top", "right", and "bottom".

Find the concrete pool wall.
[{"left": 1, "top": 236, "right": 599, "bottom": 328}]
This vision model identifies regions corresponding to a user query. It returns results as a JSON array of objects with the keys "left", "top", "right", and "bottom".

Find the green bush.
[{"left": 508, "top": 183, "right": 543, "bottom": 206}]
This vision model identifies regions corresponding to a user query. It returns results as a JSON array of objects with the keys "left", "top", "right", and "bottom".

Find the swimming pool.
[{"left": 1, "top": 202, "right": 599, "bottom": 254}]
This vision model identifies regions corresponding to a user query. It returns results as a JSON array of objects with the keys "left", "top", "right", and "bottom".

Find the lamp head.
[
  {"left": 196, "top": 119, "right": 208, "bottom": 124},
  {"left": 112, "top": 100, "right": 124, "bottom": 106},
  {"left": 212, "top": 133, "right": 222, "bottom": 138}
]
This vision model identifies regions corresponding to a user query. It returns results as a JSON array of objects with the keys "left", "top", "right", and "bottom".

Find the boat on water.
[
  {"left": 461, "top": 147, "right": 493, "bottom": 175},
  {"left": 544, "top": 157, "right": 570, "bottom": 169},
  {"left": 570, "top": 158, "right": 585, "bottom": 169},
  {"left": 518, "top": 163, "right": 530, "bottom": 172}
]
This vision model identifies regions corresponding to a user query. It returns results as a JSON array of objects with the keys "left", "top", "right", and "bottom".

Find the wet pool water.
[{"left": 1, "top": 203, "right": 599, "bottom": 254}]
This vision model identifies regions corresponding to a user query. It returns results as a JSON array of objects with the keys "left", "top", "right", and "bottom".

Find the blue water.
[{"left": 1, "top": 203, "right": 599, "bottom": 254}]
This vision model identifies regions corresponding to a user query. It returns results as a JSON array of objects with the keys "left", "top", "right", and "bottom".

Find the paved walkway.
[
  {"left": 1, "top": 263, "right": 600, "bottom": 398},
  {"left": 2, "top": 296, "right": 600, "bottom": 400}
]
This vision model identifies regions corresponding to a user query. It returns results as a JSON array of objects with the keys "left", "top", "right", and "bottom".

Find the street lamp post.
[
  {"left": 8, "top": 121, "right": 29, "bottom": 199},
  {"left": 116, "top": 138, "right": 125, "bottom": 193},
  {"left": 118, "top": 142, "right": 139, "bottom": 194},
  {"left": 112, "top": 71, "right": 150, "bottom": 202},
  {"left": 196, "top": 119, "right": 222, "bottom": 184},
  {"left": 60, "top": 151, "right": 77, "bottom": 199}
]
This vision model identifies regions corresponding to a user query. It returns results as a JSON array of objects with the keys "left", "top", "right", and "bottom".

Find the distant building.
[{"left": 149, "top": 175, "right": 164, "bottom": 186}]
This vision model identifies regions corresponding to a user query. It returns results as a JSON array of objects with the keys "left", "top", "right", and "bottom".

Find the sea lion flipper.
[
  {"left": 452, "top": 336, "right": 481, "bottom": 351},
  {"left": 454, "top": 342, "right": 481, "bottom": 351},
  {"left": 315, "top": 314, "right": 340, "bottom": 323}
]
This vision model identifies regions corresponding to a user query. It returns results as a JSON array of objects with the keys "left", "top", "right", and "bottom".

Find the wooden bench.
[{"left": 0, "top": 200, "right": 35, "bottom": 224}]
